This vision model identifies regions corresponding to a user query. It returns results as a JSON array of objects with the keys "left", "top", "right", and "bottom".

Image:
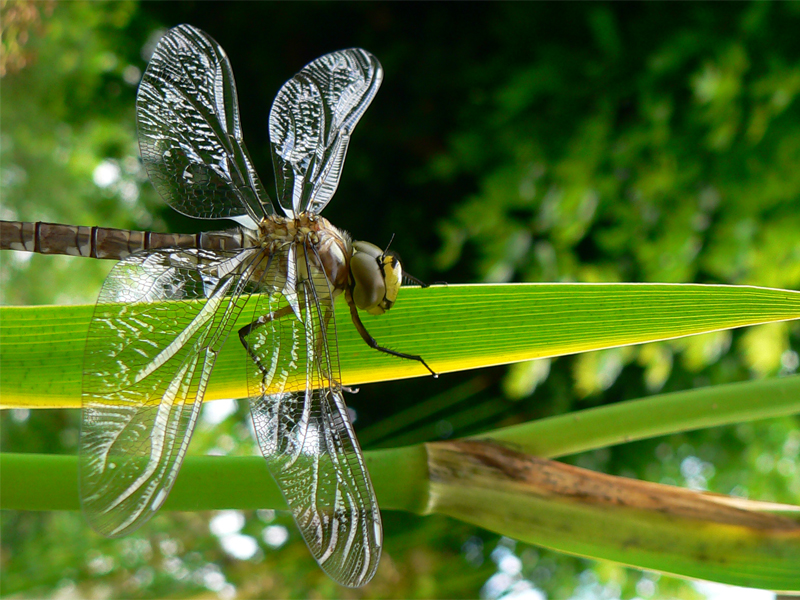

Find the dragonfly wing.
[
  {"left": 269, "top": 48, "right": 383, "bottom": 216},
  {"left": 244, "top": 268, "right": 381, "bottom": 587},
  {"left": 137, "top": 24, "right": 271, "bottom": 221},
  {"left": 80, "top": 247, "right": 257, "bottom": 537}
]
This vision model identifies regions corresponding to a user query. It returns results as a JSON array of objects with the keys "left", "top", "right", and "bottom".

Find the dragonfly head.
[{"left": 350, "top": 240, "right": 402, "bottom": 316}]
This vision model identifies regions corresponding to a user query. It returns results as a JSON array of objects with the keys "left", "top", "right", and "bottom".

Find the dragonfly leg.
[
  {"left": 345, "top": 297, "right": 438, "bottom": 378},
  {"left": 315, "top": 306, "right": 358, "bottom": 393},
  {"left": 238, "top": 303, "right": 360, "bottom": 392},
  {"left": 403, "top": 271, "right": 429, "bottom": 287},
  {"left": 238, "top": 305, "right": 294, "bottom": 379}
]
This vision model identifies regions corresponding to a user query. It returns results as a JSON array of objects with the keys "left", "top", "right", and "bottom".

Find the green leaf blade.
[{"left": 2, "top": 283, "right": 798, "bottom": 408}]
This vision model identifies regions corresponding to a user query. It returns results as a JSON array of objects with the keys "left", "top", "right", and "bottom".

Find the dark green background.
[{"left": 2, "top": 2, "right": 798, "bottom": 598}]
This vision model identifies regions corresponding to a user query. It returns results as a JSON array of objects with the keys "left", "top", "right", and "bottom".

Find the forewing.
[
  {"left": 80, "top": 247, "right": 257, "bottom": 537},
  {"left": 137, "top": 24, "right": 271, "bottom": 221},
  {"left": 244, "top": 260, "right": 382, "bottom": 587},
  {"left": 269, "top": 48, "right": 382, "bottom": 216}
]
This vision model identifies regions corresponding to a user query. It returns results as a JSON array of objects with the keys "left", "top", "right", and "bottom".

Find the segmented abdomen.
[{"left": 0, "top": 220, "right": 249, "bottom": 260}]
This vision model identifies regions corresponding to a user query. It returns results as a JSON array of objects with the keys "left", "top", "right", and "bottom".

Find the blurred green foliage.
[{"left": 1, "top": 2, "right": 798, "bottom": 599}]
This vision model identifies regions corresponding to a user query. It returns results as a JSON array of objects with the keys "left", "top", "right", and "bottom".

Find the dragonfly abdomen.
[{"left": 0, "top": 220, "right": 250, "bottom": 260}]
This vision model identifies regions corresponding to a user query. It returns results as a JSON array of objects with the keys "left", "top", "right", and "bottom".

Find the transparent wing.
[
  {"left": 80, "top": 247, "right": 258, "bottom": 536},
  {"left": 269, "top": 48, "right": 383, "bottom": 216},
  {"left": 244, "top": 255, "right": 382, "bottom": 587},
  {"left": 137, "top": 24, "right": 271, "bottom": 221}
]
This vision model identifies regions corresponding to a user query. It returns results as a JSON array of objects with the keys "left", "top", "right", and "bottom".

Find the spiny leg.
[
  {"left": 299, "top": 249, "right": 358, "bottom": 395},
  {"left": 238, "top": 295, "right": 358, "bottom": 393},
  {"left": 315, "top": 304, "right": 359, "bottom": 394},
  {"left": 346, "top": 297, "right": 437, "bottom": 378},
  {"left": 238, "top": 305, "right": 294, "bottom": 380},
  {"left": 403, "top": 271, "right": 429, "bottom": 287}
]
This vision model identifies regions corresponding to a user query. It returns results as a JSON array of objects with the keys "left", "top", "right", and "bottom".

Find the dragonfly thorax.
[{"left": 258, "top": 213, "right": 351, "bottom": 293}]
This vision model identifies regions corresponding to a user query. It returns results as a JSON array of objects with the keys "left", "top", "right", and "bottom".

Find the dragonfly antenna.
[{"left": 382, "top": 233, "right": 395, "bottom": 255}]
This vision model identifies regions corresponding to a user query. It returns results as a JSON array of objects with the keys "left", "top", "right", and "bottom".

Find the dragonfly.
[{"left": 0, "top": 24, "right": 435, "bottom": 587}]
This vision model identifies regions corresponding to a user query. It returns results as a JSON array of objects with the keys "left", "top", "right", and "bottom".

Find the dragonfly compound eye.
[{"left": 351, "top": 241, "right": 403, "bottom": 315}]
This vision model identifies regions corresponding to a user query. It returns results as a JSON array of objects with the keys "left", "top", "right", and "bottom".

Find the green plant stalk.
[
  {"left": 3, "top": 376, "right": 798, "bottom": 513},
  {"left": 426, "top": 441, "right": 800, "bottom": 591},
  {"left": 482, "top": 374, "right": 800, "bottom": 457},
  {"left": 0, "top": 446, "right": 431, "bottom": 513},
  {"left": 3, "top": 377, "right": 799, "bottom": 589}
]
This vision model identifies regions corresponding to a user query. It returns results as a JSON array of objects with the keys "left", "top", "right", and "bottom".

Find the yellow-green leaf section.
[{"left": 2, "top": 282, "right": 799, "bottom": 408}]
